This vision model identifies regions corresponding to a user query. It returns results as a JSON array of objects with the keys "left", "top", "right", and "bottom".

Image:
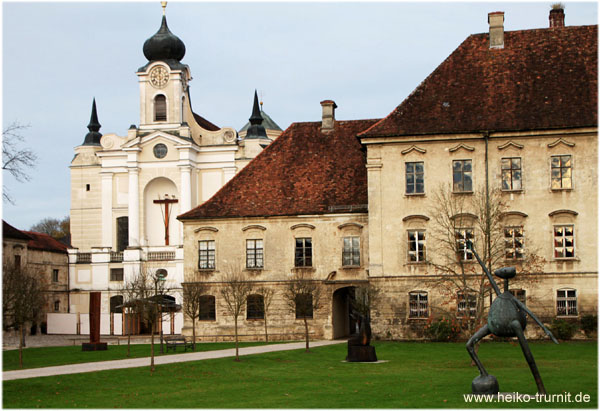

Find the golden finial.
[{"left": 161, "top": 1, "right": 167, "bottom": 16}]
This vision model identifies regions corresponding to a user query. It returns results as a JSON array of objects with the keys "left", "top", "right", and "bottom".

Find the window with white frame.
[
  {"left": 408, "top": 230, "right": 426, "bottom": 262},
  {"left": 342, "top": 237, "right": 360, "bottom": 267},
  {"left": 294, "top": 238, "right": 312, "bottom": 267},
  {"left": 501, "top": 157, "right": 522, "bottom": 190},
  {"left": 453, "top": 159, "right": 473, "bottom": 192},
  {"left": 553, "top": 225, "right": 575, "bottom": 259},
  {"left": 198, "top": 240, "right": 216, "bottom": 269},
  {"left": 406, "top": 162, "right": 424, "bottom": 194},
  {"left": 455, "top": 228, "right": 474, "bottom": 261},
  {"left": 457, "top": 292, "right": 476, "bottom": 317},
  {"left": 551, "top": 155, "right": 572, "bottom": 189},
  {"left": 409, "top": 292, "right": 428, "bottom": 318},
  {"left": 246, "top": 239, "right": 264, "bottom": 269},
  {"left": 557, "top": 289, "right": 578, "bottom": 316},
  {"left": 504, "top": 226, "right": 524, "bottom": 259}
]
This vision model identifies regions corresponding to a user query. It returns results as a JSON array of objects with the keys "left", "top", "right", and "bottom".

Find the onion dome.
[
  {"left": 142, "top": 15, "right": 186, "bottom": 63},
  {"left": 82, "top": 98, "right": 102, "bottom": 146},
  {"left": 245, "top": 90, "right": 268, "bottom": 140}
]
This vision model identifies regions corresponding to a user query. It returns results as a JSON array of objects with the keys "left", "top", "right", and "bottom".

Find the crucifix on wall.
[{"left": 154, "top": 194, "right": 178, "bottom": 245}]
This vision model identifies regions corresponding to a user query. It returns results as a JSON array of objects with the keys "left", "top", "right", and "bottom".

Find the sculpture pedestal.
[
  {"left": 347, "top": 345, "right": 377, "bottom": 362},
  {"left": 82, "top": 342, "right": 108, "bottom": 351}
]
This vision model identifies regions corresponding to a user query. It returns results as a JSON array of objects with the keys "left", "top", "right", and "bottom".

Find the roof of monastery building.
[
  {"left": 179, "top": 118, "right": 378, "bottom": 220},
  {"left": 360, "top": 24, "right": 598, "bottom": 138},
  {"left": 3, "top": 220, "right": 31, "bottom": 242},
  {"left": 22, "top": 231, "right": 69, "bottom": 254}
]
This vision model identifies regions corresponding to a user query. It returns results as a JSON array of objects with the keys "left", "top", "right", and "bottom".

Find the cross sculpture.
[
  {"left": 153, "top": 195, "right": 178, "bottom": 246},
  {"left": 465, "top": 240, "right": 558, "bottom": 395}
]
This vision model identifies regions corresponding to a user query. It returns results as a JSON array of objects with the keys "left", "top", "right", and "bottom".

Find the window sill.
[
  {"left": 198, "top": 319, "right": 216, "bottom": 322},
  {"left": 340, "top": 265, "right": 362, "bottom": 270},
  {"left": 407, "top": 317, "right": 428, "bottom": 321},
  {"left": 551, "top": 188, "right": 573, "bottom": 192},
  {"left": 405, "top": 193, "right": 426, "bottom": 197},
  {"left": 452, "top": 191, "right": 473, "bottom": 195},
  {"left": 244, "top": 268, "right": 264, "bottom": 272},
  {"left": 556, "top": 315, "right": 579, "bottom": 319},
  {"left": 292, "top": 267, "right": 315, "bottom": 272},
  {"left": 246, "top": 318, "right": 265, "bottom": 321},
  {"left": 553, "top": 257, "right": 579, "bottom": 262},
  {"left": 406, "top": 261, "right": 428, "bottom": 265},
  {"left": 501, "top": 189, "right": 524, "bottom": 194},
  {"left": 197, "top": 269, "right": 216, "bottom": 273}
]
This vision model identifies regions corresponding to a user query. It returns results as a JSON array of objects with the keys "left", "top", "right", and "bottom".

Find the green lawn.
[
  {"left": 3, "top": 341, "right": 596, "bottom": 408},
  {"left": 3, "top": 341, "right": 279, "bottom": 371}
]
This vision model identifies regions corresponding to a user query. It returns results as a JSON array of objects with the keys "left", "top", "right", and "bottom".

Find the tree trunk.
[
  {"left": 150, "top": 321, "right": 155, "bottom": 373},
  {"left": 303, "top": 317, "right": 309, "bottom": 352},
  {"left": 192, "top": 318, "right": 196, "bottom": 351},
  {"left": 18, "top": 324, "right": 24, "bottom": 369},
  {"left": 234, "top": 316, "right": 239, "bottom": 361},
  {"left": 264, "top": 314, "right": 269, "bottom": 344}
]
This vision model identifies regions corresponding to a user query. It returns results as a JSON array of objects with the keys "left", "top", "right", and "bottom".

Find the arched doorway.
[{"left": 332, "top": 286, "right": 357, "bottom": 339}]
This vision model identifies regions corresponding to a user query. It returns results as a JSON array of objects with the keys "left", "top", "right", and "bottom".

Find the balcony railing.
[
  {"left": 110, "top": 252, "right": 123, "bottom": 262},
  {"left": 76, "top": 253, "right": 91, "bottom": 264},
  {"left": 147, "top": 251, "right": 176, "bottom": 261}
]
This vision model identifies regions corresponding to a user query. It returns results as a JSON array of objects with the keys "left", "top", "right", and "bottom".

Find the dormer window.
[{"left": 154, "top": 95, "right": 167, "bottom": 121}]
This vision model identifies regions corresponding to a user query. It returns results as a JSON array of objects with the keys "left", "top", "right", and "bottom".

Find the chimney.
[
  {"left": 320, "top": 100, "right": 337, "bottom": 132},
  {"left": 488, "top": 11, "right": 505, "bottom": 49},
  {"left": 549, "top": 5, "right": 565, "bottom": 28}
]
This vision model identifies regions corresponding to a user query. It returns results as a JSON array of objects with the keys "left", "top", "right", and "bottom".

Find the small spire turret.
[
  {"left": 245, "top": 90, "right": 267, "bottom": 139},
  {"left": 82, "top": 98, "right": 102, "bottom": 146}
]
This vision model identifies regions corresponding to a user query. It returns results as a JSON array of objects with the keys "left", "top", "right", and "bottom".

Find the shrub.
[
  {"left": 425, "top": 317, "right": 461, "bottom": 342},
  {"left": 580, "top": 315, "right": 597, "bottom": 337},
  {"left": 551, "top": 318, "right": 578, "bottom": 340}
]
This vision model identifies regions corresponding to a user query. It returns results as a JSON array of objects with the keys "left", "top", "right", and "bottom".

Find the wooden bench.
[{"left": 164, "top": 336, "right": 194, "bottom": 352}]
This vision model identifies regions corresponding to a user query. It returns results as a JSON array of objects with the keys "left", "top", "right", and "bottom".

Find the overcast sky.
[{"left": 2, "top": 1, "right": 597, "bottom": 231}]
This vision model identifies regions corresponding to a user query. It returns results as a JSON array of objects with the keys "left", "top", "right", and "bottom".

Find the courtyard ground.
[{"left": 2, "top": 340, "right": 596, "bottom": 408}]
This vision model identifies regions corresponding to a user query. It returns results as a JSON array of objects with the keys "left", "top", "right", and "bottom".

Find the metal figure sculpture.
[{"left": 465, "top": 240, "right": 558, "bottom": 395}]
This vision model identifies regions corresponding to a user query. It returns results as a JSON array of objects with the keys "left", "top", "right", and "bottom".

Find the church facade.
[
  {"left": 66, "top": 10, "right": 280, "bottom": 334},
  {"left": 178, "top": 8, "right": 597, "bottom": 341}
]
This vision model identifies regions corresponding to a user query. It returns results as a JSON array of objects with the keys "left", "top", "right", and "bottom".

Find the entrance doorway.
[{"left": 332, "top": 286, "right": 357, "bottom": 339}]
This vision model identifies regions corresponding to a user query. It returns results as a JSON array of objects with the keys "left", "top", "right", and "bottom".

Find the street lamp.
[{"left": 155, "top": 270, "right": 167, "bottom": 354}]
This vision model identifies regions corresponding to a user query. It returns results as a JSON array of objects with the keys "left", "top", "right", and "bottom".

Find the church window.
[
  {"left": 342, "top": 237, "right": 360, "bottom": 266},
  {"left": 408, "top": 291, "right": 428, "bottom": 318},
  {"left": 246, "top": 239, "right": 263, "bottom": 269},
  {"left": 116, "top": 217, "right": 129, "bottom": 252},
  {"left": 504, "top": 226, "right": 524, "bottom": 259},
  {"left": 551, "top": 155, "right": 572, "bottom": 189},
  {"left": 294, "top": 238, "right": 312, "bottom": 267},
  {"left": 154, "top": 95, "right": 167, "bottom": 121},
  {"left": 199, "top": 295, "right": 216, "bottom": 320},
  {"left": 198, "top": 240, "right": 216, "bottom": 269},
  {"left": 501, "top": 157, "right": 522, "bottom": 191},
  {"left": 452, "top": 160, "right": 472, "bottom": 192},
  {"left": 553, "top": 225, "right": 575, "bottom": 259},
  {"left": 407, "top": 230, "right": 426, "bottom": 262},
  {"left": 405, "top": 162, "right": 424, "bottom": 194},
  {"left": 247, "top": 294, "right": 265, "bottom": 320},
  {"left": 557, "top": 289, "right": 577, "bottom": 316},
  {"left": 110, "top": 268, "right": 124, "bottom": 282}
]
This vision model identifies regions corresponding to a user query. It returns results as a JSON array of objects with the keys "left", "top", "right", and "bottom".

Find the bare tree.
[
  {"left": 115, "top": 278, "right": 140, "bottom": 358},
  {"left": 283, "top": 270, "right": 323, "bottom": 352},
  {"left": 127, "top": 264, "right": 171, "bottom": 373},
  {"left": 428, "top": 185, "right": 544, "bottom": 338},
  {"left": 255, "top": 286, "right": 275, "bottom": 343},
  {"left": 182, "top": 272, "right": 209, "bottom": 351},
  {"left": 30, "top": 216, "right": 70, "bottom": 242},
  {"left": 220, "top": 264, "right": 253, "bottom": 361},
  {"left": 2, "top": 261, "right": 46, "bottom": 368},
  {"left": 2, "top": 122, "right": 37, "bottom": 204}
]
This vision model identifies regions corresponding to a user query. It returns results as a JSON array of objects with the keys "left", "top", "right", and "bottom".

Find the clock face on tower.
[{"left": 149, "top": 66, "right": 169, "bottom": 88}]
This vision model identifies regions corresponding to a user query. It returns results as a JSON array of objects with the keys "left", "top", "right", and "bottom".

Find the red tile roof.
[
  {"left": 22, "top": 231, "right": 69, "bottom": 254},
  {"left": 192, "top": 112, "right": 220, "bottom": 132},
  {"left": 2, "top": 221, "right": 31, "bottom": 242},
  {"left": 179, "top": 119, "right": 378, "bottom": 220},
  {"left": 361, "top": 25, "right": 597, "bottom": 138}
]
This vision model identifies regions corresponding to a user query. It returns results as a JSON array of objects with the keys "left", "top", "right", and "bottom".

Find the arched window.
[
  {"left": 154, "top": 95, "right": 167, "bottom": 121},
  {"left": 110, "top": 295, "right": 124, "bottom": 314},
  {"left": 247, "top": 294, "right": 265, "bottom": 319},
  {"left": 199, "top": 295, "right": 216, "bottom": 321}
]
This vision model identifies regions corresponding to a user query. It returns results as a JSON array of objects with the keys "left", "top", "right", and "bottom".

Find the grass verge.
[
  {"left": 3, "top": 341, "right": 279, "bottom": 371},
  {"left": 2, "top": 341, "right": 596, "bottom": 408}
]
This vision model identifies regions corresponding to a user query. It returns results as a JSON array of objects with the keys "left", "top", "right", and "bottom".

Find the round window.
[{"left": 153, "top": 143, "right": 168, "bottom": 159}]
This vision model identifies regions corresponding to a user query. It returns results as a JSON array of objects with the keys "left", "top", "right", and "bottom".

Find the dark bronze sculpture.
[
  {"left": 346, "top": 309, "right": 377, "bottom": 362},
  {"left": 466, "top": 241, "right": 557, "bottom": 395},
  {"left": 82, "top": 292, "right": 107, "bottom": 351}
]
